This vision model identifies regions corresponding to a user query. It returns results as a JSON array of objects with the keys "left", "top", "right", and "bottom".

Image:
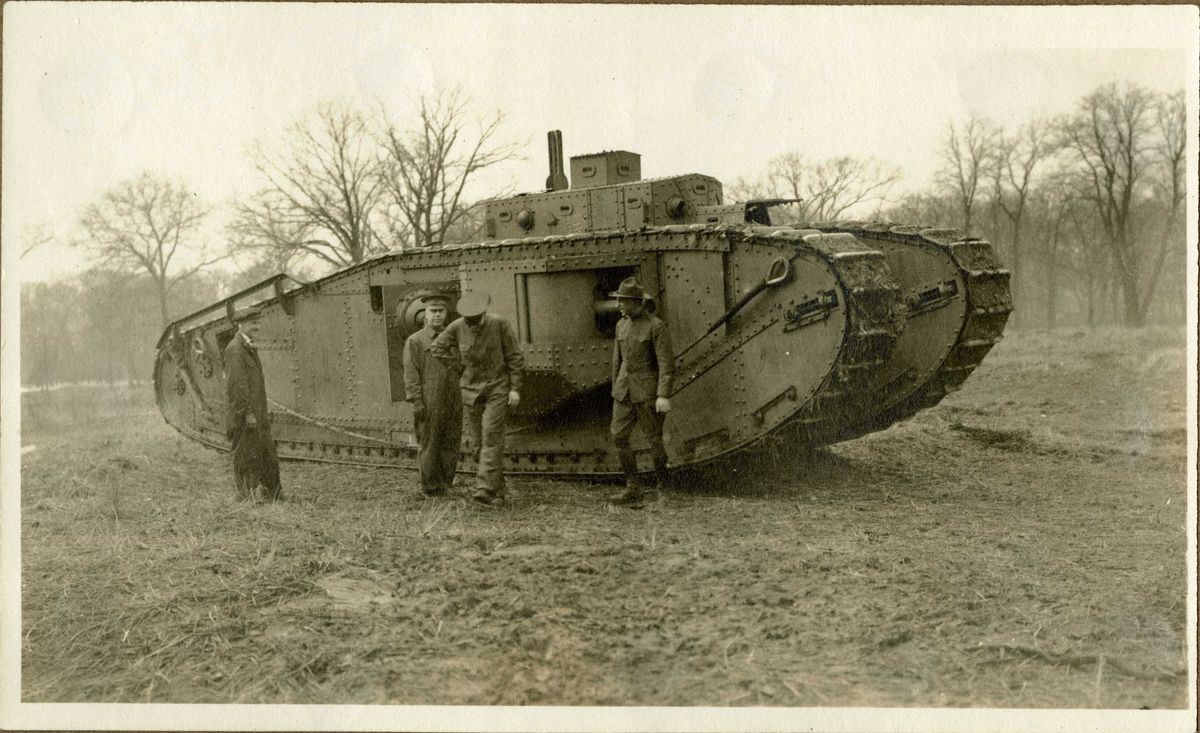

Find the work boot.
[
  {"left": 608, "top": 481, "right": 645, "bottom": 508},
  {"left": 472, "top": 488, "right": 497, "bottom": 507},
  {"left": 258, "top": 480, "right": 284, "bottom": 502},
  {"left": 653, "top": 459, "right": 671, "bottom": 491}
]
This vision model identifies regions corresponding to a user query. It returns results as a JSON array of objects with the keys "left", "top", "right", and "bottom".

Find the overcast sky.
[{"left": 4, "top": 3, "right": 1195, "bottom": 283}]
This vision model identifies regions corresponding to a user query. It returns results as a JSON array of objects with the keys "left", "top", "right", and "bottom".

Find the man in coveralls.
[
  {"left": 608, "top": 277, "right": 674, "bottom": 508},
  {"left": 431, "top": 292, "right": 523, "bottom": 506},
  {"left": 402, "top": 293, "right": 463, "bottom": 497},
  {"left": 223, "top": 304, "right": 284, "bottom": 502}
]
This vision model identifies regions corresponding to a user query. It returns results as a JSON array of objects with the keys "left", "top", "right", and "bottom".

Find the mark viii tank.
[{"left": 154, "top": 131, "right": 1012, "bottom": 478}]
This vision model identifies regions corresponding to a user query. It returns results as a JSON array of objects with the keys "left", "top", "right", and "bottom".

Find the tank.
[{"left": 153, "top": 131, "right": 1011, "bottom": 478}]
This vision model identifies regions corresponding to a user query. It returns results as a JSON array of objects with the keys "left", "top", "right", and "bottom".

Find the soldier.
[
  {"left": 402, "top": 293, "right": 463, "bottom": 498},
  {"left": 608, "top": 277, "right": 673, "bottom": 508},
  {"left": 430, "top": 292, "right": 523, "bottom": 506},
  {"left": 222, "top": 304, "right": 283, "bottom": 502}
]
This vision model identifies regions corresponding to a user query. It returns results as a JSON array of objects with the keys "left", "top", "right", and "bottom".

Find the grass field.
[{"left": 19, "top": 326, "right": 1190, "bottom": 708}]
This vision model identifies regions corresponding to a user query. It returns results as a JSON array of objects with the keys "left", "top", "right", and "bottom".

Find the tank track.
[
  {"left": 772, "top": 231, "right": 904, "bottom": 441},
  {"left": 809, "top": 223, "right": 1012, "bottom": 443}
]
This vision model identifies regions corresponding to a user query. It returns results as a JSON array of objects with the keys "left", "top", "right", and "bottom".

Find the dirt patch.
[
  {"left": 316, "top": 571, "right": 395, "bottom": 607},
  {"left": 949, "top": 422, "right": 1046, "bottom": 453},
  {"left": 277, "top": 570, "right": 397, "bottom": 612},
  {"left": 19, "top": 327, "right": 1190, "bottom": 708}
]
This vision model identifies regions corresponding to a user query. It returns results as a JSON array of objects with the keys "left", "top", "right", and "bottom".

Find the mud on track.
[{"left": 20, "top": 327, "right": 1190, "bottom": 707}]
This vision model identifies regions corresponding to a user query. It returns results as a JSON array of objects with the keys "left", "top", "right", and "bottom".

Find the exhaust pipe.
[{"left": 546, "top": 130, "right": 568, "bottom": 191}]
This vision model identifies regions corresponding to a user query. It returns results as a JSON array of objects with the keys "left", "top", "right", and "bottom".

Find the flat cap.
[
  {"left": 231, "top": 304, "right": 263, "bottom": 322},
  {"left": 456, "top": 292, "right": 490, "bottom": 318}
]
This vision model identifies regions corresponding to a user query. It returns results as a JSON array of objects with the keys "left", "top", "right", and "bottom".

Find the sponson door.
[{"left": 459, "top": 253, "right": 659, "bottom": 417}]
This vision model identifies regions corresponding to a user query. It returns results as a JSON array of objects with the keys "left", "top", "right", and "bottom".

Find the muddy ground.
[{"left": 19, "top": 327, "right": 1190, "bottom": 708}]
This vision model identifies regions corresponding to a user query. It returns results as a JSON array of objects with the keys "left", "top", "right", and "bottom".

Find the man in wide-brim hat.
[
  {"left": 223, "top": 303, "right": 283, "bottom": 501},
  {"left": 402, "top": 293, "right": 463, "bottom": 497},
  {"left": 608, "top": 276, "right": 674, "bottom": 507},
  {"left": 430, "top": 291, "right": 524, "bottom": 506}
]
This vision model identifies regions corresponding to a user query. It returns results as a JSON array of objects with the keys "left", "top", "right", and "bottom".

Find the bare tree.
[
  {"left": 725, "top": 174, "right": 772, "bottom": 205},
  {"left": 20, "top": 222, "right": 56, "bottom": 259},
  {"left": 755, "top": 153, "right": 900, "bottom": 222},
  {"left": 994, "top": 120, "right": 1054, "bottom": 328},
  {"left": 222, "top": 247, "right": 313, "bottom": 296},
  {"left": 936, "top": 116, "right": 1000, "bottom": 233},
  {"left": 1144, "top": 90, "right": 1186, "bottom": 318},
  {"left": 1025, "top": 170, "right": 1081, "bottom": 330},
  {"left": 1067, "top": 201, "right": 1114, "bottom": 328},
  {"left": 1058, "top": 82, "right": 1166, "bottom": 326},
  {"left": 440, "top": 203, "right": 488, "bottom": 245},
  {"left": 377, "top": 89, "right": 520, "bottom": 248},
  {"left": 232, "top": 101, "right": 386, "bottom": 270},
  {"left": 884, "top": 191, "right": 958, "bottom": 226},
  {"left": 76, "top": 172, "right": 218, "bottom": 327},
  {"left": 982, "top": 142, "right": 1006, "bottom": 289}
]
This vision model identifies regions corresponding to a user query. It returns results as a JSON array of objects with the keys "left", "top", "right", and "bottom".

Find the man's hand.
[
  {"left": 655, "top": 397, "right": 671, "bottom": 414},
  {"left": 508, "top": 390, "right": 521, "bottom": 409},
  {"left": 245, "top": 414, "right": 258, "bottom": 427}
]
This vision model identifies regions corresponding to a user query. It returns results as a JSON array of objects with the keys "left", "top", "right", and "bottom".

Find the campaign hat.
[{"left": 609, "top": 277, "right": 648, "bottom": 301}]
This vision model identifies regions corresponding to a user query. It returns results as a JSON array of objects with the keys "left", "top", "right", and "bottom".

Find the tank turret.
[{"left": 483, "top": 130, "right": 725, "bottom": 240}]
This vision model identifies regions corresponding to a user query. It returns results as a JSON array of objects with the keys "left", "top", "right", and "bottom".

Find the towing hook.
[
  {"left": 765, "top": 256, "right": 791, "bottom": 287},
  {"left": 677, "top": 255, "right": 798, "bottom": 359}
]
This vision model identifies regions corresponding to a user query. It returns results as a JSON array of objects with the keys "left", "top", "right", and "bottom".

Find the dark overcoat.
[
  {"left": 222, "top": 334, "right": 281, "bottom": 499},
  {"left": 223, "top": 334, "right": 269, "bottom": 438}
]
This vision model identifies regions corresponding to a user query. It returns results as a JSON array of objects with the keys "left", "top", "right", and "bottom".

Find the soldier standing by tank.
[
  {"left": 223, "top": 305, "right": 283, "bottom": 502},
  {"left": 402, "top": 293, "right": 463, "bottom": 498},
  {"left": 430, "top": 292, "right": 523, "bottom": 506},
  {"left": 608, "top": 277, "right": 674, "bottom": 508}
]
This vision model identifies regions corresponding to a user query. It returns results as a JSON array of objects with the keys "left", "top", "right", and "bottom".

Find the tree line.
[
  {"left": 737, "top": 82, "right": 1186, "bottom": 330},
  {"left": 21, "top": 89, "right": 518, "bottom": 388},
  {"left": 20, "top": 81, "right": 1187, "bottom": 387}
]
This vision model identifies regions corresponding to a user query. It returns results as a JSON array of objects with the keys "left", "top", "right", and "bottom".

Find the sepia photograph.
[{"left": 1, "top": 3, "right": 1196, "bottom": 731}]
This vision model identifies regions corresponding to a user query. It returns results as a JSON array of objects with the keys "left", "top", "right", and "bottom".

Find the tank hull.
[{"left": 154, "top": 224, "right": 910, "bottom": 477}]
